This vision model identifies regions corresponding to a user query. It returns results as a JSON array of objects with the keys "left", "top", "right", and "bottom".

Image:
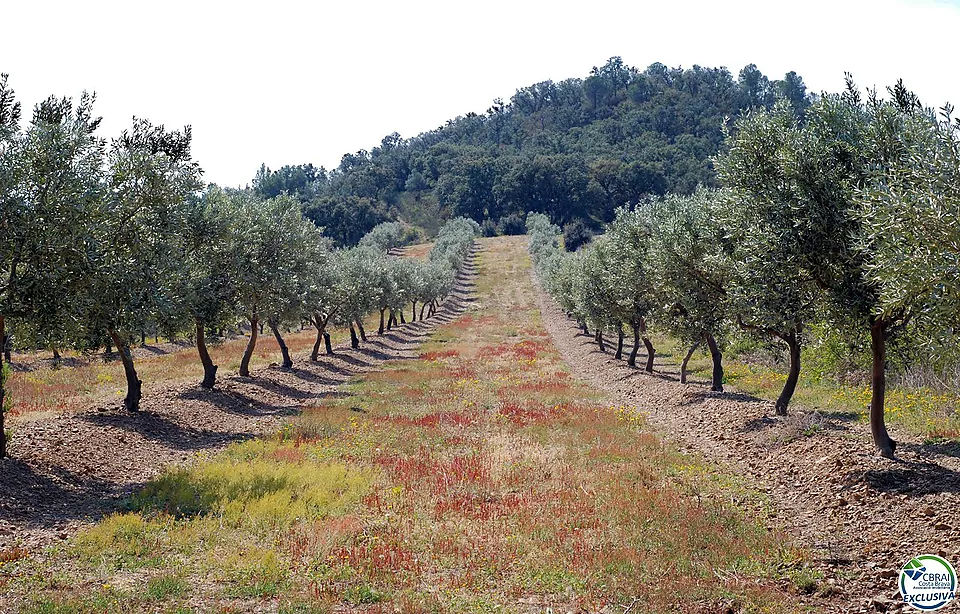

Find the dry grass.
[{"left": 6, "top": 313, "right": 387, "bottom": 418}]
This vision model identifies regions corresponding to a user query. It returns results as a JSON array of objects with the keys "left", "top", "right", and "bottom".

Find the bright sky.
[{"left": 4, "top": 0, "right": 959, "bottom": 188}]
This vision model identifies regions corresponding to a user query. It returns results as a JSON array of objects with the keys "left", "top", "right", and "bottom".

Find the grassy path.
[{"left": 2, "top": 238, "right": 805, "bottom": 613}]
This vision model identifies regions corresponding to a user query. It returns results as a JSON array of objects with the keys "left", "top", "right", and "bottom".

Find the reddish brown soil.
[
  {"left": 0, "top": 261, "right": 476, "bottom": 553},
  {"left": 534, "top": 272, "right": 960, "bottom": 613}
]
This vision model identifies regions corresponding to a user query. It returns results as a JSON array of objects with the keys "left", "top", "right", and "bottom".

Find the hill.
[{"left": 250, "top": 57, "right": 810, "bottom": 243}]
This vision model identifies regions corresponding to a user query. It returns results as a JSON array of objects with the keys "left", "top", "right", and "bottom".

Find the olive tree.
[
  {"left": 605, "top": 206, "right": 658, "bottom": 370},
  {"left": 234, "top": 194, "right": 309, "bottom": 377},
  {"left": 82, "top": 118, "right": 203, "bottom": 412},
  {"left": 716, "top": 103, "right": 824, "bottom": 415},
  {"left": 305, "top": 243, "right": 342, "bottom": 360},
  {"left": 852, "top": 84, "right": 960, "bottom": 457},
  {"left": 359, "top": 221, "right": 411, "bottom": 252},
  {"left": 570, "top": 238, "right": 622, "bottom": 354},
  {"left": 646, "top": 190, "right": 732, "bottom": 389},
  {"left": 331, "top": 247, "right": 384, "bottom": 349},
  {"left": 179, "top": 187, "right": 244, "bottom": 388},
  {"left": 1, "top": 88, "right": 104, "bottom": 377}
]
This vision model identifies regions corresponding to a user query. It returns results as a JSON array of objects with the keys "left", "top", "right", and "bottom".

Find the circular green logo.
[{"left": 899, "top": 555, "right": 957, "bottom": 611}]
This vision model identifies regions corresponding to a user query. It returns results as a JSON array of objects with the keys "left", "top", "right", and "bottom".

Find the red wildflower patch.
[
  {"left": 497, "top": 401, "right": 557, "bottom": 426},
  {"left": 328, "top": 538, "right": 421, "bottom": 576},
  {"left": 377, "top": 411, "right": 478, "bottom": 429},
  {"left": 419, "top": 350, "right": 459, "bottom": 361},
  {"left": 479, "top": 339, "right": 550, "bottom": 360},
  {"left": 434, "top": 491, "right": 527, "bottom": 520}
]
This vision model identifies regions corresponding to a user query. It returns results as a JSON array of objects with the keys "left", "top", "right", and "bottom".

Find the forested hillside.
[{"left": 253, "top": 58, "right": 810, "bottom": 242}]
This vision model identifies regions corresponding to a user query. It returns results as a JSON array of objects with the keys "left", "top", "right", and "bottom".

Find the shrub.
[
  {"left": 562, "top": 220, "right": 593, "bottom": 252},
  {"left": 497, "top": 213, "right": 526, "bottom": 235},
  {"left": 480, "top": 218, "right": 498, "bottom": 237}
]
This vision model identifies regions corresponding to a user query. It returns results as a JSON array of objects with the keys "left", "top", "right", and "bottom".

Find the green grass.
[{"left": 663, "top": 333, "right": 960, "bottom": 441}]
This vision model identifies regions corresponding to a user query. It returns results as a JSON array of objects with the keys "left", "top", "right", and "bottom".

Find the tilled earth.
[
  {"left": 0, "top": 262, "right": 476, "bottom": 553},
  {"left": 534, "top": 272, "right": 960, "bottom": 614}
]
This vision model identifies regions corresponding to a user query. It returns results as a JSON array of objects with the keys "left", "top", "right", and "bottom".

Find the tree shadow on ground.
[
  {"left": 0, "top": 458, "right": 116, "bottom": 527},
  {"left": 289, "top": 369, "right": 344, "bottom": 387},
  {"left": 177, "top": 386, "right": 298, "bottom": 416},
  {"left": 862, "top": 460, "right": 960, "bottom": 495},
  {"left": 80, "top": 411, "right": 260, "bottom": 452}
]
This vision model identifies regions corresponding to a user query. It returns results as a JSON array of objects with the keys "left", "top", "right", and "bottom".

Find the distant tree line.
[
  {"left": 0, "top": 72, "right": 477, "bottom": 458},
  {"left": 253, "top": 58, "right": 810, "bottom": 243},
  {"left": 530, "top": 78, "right": 960, "bottom": 459}
]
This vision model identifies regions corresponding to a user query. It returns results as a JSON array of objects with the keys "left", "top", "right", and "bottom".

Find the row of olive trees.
[
  {"left": 530, "top": 79, "right": 960, "bottom": 459},
  {"left": 0, "top": 77, "right": 477, "bottom": 458}
]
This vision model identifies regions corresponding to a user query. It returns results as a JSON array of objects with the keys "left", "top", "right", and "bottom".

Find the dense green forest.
[{"left": 252, "top": 57, "right": 810, "bottom": 243}]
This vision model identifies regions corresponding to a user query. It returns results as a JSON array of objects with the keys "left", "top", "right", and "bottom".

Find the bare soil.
[
  {"left": 533, "top": 271, "right": 960, "bottom": 613},
  {"left": 0, "top": 260, "right": 476, "bottom": 553}
]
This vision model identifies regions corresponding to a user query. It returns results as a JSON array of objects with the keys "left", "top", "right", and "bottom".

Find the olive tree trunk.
[
  {"left": 378, "top": 309, "right": 386, "bottom": 334},
  {"left": 595, "top": 329, "right": 605, "bottom": 352},
  {"left": 196, "top": 319, "right": 217, "bottom": 389},
  {"left": 639, "top": 318, "right": 655, "bottom": 373},
  {"left": 349, "top": 324, "right": 360, "bottom": 349},
  {"left": 323, "top": 331, "right": 333, "bottom": 355},
  {"left": 269, "top": 321, "right": 293, "bottom": 368},
  {"left": 311, "top": 312, "right": 332, "bottom": 360},
  {"left": 356, "top": 320, "right": 367, "bottom": 342},
  {"left": 614, "top": 325, "right": 624, "bottom": 360},
  {"left": 774, "top": 331, "right": 801, "bottom": 415},
  {"left": 109, "top": 330, "right": 142, "bottom": 412},
  {"left": 705, "top": 333, "right": 724, "bottom": 392},
  {"left": 628, "top": 322, "right": 640, "bottom": 367},
  {"left": 411, "top": 301, "right": 417, "bottom": 322},
  {"left": 239, "top": 315, "right": 258, "bottom": 377},
  {"left": 870, "top": 318, "right": 896, "bottom": 458},
  {"left": 680, "top": 338, "right": 701, "bottom": 384}
]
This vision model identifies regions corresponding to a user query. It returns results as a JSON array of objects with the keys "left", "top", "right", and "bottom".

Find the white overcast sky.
[{"left": 3, "top": 0, "right": 959, "bottom": 187}]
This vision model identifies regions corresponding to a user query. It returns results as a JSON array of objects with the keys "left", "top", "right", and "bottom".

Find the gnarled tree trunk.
[
  {"left": 239, "top": 315, "right": 258, "bottom": 377},
  {"left": 399, "top": 309, "right": 406, "bottom": 324},
  {"left": 323, "top": 331, "right": 333, "bottom": 355},
  {"left": 269, "top": 321, "right": 293, "bottom": 368},
  {"left": 109, "top": 330, "right": 142, "bottom": 412},
  {"left": 774, "top": 331, "right": 801, "bottom": 415},
  {"left": 870, "top": 318, "right": 896, "bottom": 458},
  {"left": 196, "top": 319, "right": 217, "bottom": 389},
  {"left": 614, "top": 325, "right": 624, "bottom": 360},
  {"left": 349, "top": 324, "right": 360, "bottom": 349},
  {"left": 680, "top": 338, "right": 701, "bottom": 384},
  {"left": 419, "top": 302, "right": 427, "bottom": 320},
  {"left": 628, "top": 322, "right": 640, "bottom": 367},
  {"left": 639, "top": 318, "right": 655, "bottom": 373},
  {"left": 311, "top": 315, "right": 325, "bottom": 361},
  {"left": 356, "top": 320, "right": 367, "bottom": 342},
  {"left": 378, "top": 309, "right": 386, "bottom": 334},
  {"left": 705, "top": 333, "right": 724, "bottom": 392}
]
